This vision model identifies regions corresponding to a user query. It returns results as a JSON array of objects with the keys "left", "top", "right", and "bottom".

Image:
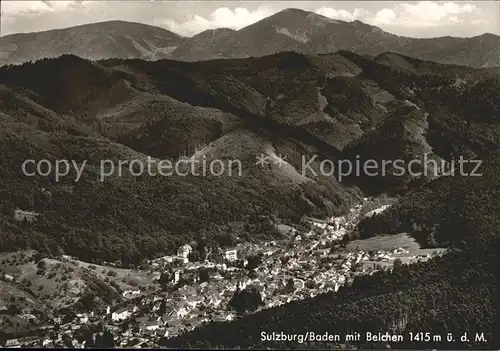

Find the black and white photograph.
[{"left": 0, "top": 0, "right": 499, "bottom": 348}]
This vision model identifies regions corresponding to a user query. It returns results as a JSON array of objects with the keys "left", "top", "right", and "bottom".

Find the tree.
[
  {"left": 248, "top": 270, "right": 258, "bottom": 279},
  {"left": 228, "top": 287, "right": 264, "bottom": 315},
  {"left": 36, "top": 259, "right": 46, "bottom": 270},
  {"left": 341, "top": 234, "right": 350, "bottom": 247},
  {"left": 158, "top": 300, "right": 167, "bottom": 315},
  {"left": 196, "top": 231, "right": 208, "bottom": 261},
  {"left": 188, "top": 250, "right": 200, "bottom": 262},
  {"left": 159, "top": 271, "right": 171, "bottom": 288},
  {"left": 246, "top": 254, "right": 262, "bottom": 271},
  {"left": 199, "top": 269, "right": 210, "bottom": 283},
  {"left": 285, "top": 278, "right": 295, "bottom": 293},
  {"left": 0, "top": 200, "right": 15, "bottom": 216},
  {"left": 95, "top": 329, "right": 115, "bottom": 348},
  {"left": 139, "top": 259, "right": 150, "bottom": 270},
  {"left": 61, "top": 334, "right": 73, "bottom": 348}
]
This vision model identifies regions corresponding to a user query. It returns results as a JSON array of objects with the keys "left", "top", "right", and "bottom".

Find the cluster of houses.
[{"left": 149, "top": 243, "right": 241, "bottom": 270}]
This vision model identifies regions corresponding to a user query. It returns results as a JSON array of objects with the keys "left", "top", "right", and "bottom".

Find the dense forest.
[
  {"left": 358, "top": 154, "right": 500, "bottom": 248},
  {"left": 0, "top": 51, "right": 498, "bottom": 269},
  {"left": 0, "top": 166, "right": 353, "bottom": 265}
]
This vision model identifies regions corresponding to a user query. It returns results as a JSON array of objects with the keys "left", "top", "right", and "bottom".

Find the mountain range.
[
  {"left": 0, "top": 48, "right": 498, "bottom": 263},
  {"left": 1, "top": 8, "right": 500, "bottom": 67}
]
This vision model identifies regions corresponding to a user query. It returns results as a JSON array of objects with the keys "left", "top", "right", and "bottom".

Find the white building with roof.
[
  {"left": 14, "top": 209, "right": 39, "bottom": 223},
  {"left": 224, "top": 249, "right": 238, "bottom": 261},
  {"left": 177, "top": 244, "right": 193, "bottom": 259}
]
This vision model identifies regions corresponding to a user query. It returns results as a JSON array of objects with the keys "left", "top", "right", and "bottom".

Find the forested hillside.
[
  {"left": 0, "top": 51, "right": 498, "bottom": 266},
  {"left": 0, "top": 53, "right": 363, "bottom": 264}
]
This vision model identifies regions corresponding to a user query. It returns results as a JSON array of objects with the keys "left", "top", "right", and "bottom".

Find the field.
[
  {"left": 347, "top": 233, "right": 419, "bottom": 251},
  {"left": 347, "top": 233, "right": 447, "bottom": 267},
  {"left": 0, "top": 251, "right": 156, "bottom": 314},
  {"left": 67, "top": 257, "right": 156, "bottom": 291}
]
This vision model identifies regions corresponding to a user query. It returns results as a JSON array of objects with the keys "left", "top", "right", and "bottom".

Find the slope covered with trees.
[{"left": 0, "top": 51, "right": 498, "bottom": 266}]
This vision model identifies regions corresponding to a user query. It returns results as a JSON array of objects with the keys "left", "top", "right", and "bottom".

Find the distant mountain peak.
[
  {"left": 263, "top": 7, "right": 314, "bottom": 23},
  {"left": 0, "top": 20, "right": 184, "bottom": 66},
  {"left": 279, "top": 8, "right": 310, "bottom": 15},
  {"left": 1, "top": 10, "right": 499, "bottom": 68},
  {"left": 477, "top": 32, "right": 499, "bottom": 38}
]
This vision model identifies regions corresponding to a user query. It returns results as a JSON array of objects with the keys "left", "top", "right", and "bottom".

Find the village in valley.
[{"left": 1, "top": 200, "right": 445, "bottom": 348}]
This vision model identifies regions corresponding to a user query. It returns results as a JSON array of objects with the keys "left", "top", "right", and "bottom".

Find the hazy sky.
[{"left": 1, "top": 1, "right": 499, "bottom": 38}]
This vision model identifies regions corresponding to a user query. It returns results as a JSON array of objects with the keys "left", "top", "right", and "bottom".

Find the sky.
[{"left": 1, "top": 1, "right": 499, "bottom": 38}]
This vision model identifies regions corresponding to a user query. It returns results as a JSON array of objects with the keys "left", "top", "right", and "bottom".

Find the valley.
[
  {"left": 0, "top": 199, "right": 446, "bottom": 347},
  {"left": 0, "top": 7, "right": 499, "bottom": 348}
]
